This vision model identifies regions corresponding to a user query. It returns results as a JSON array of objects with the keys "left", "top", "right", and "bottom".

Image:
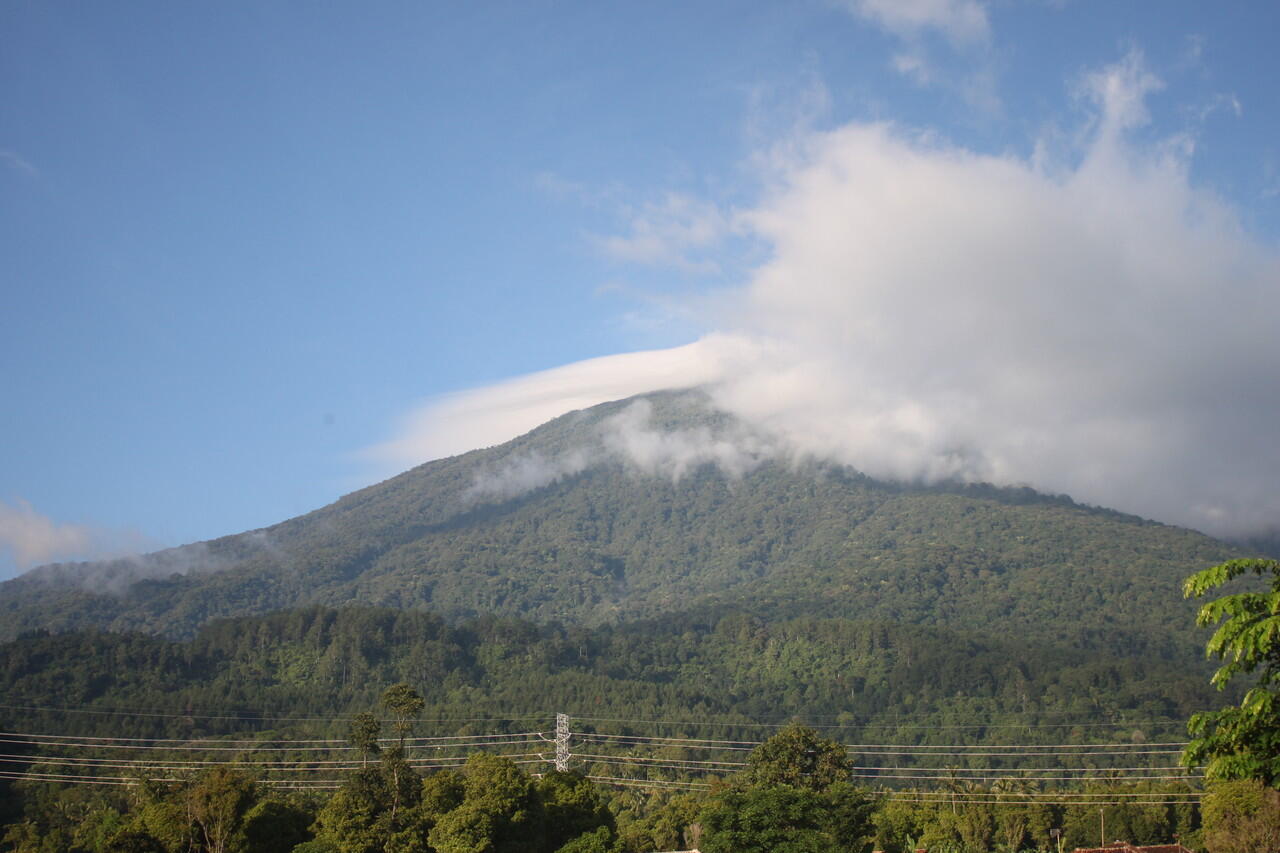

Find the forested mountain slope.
[
  {"left": 0, "top": 606, "right": 1224, "bottom": 746},
  {"left": 0, "top": 392, "right": 1243, "bottom": 653}
]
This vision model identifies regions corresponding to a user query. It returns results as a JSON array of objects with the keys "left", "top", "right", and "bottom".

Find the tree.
[
  {"left": 1201, "top": 780, "right": 1280, "bottom": 853},
  {"left": 313, "top": 769, "right": 389, "bottom": 853},
  {"left": 102, "top": 830, "right": 168, "bottom": 853},
  {"left": 823, "top": 781, "right": 879, "bottom": 852},
  {"left": 702, "top": 724, "right": 876, "bottom": 853},
  {"left": 313, "top": 757, "right": 422, "bottom": 853},
  {"left": 382, "top": 683, "right": 426, "bottom": 751},
  {"left": 536, "top": 771, "right": 614, "bottom": 852},
  {"left": 552, "top": 825, "right": 614, "bottom": 853},
  {"left": 699, "top": 786, "right": 833, "bottom": 853},
  {"left": 240, "top": 798, "right": 314, "bottom": 853},
  {"left": 1182, "top": 558, "right": 1280, "bottom": 785},
  {"left": 745, "top": 724, "right": 852, "bottom": 791},
  {"left": 349, "top": 711, "right": 383, "bottom": 768},
  {"left": 186, "top": 767, "right": 260, "bottom": 853},
  {"left": 387, "top": 770, "right": 465, "bottom": 853}
]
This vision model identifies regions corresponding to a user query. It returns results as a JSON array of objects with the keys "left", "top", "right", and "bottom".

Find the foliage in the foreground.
[
  {"left": 1, "top": 768, "right": 313, "bottom": 853},
  {"left": 311, "top": 752, "right": 613, "bottom": 853},
  {"left": 1182, "top": 559, "right": 1280, "bottom": 786},
  {"left": 700, "top": 726, "right": 877, "bottom": 853},
  {"left": 0, "top": 724, "right": 1209, "bottom": 853},
  {"left": 1200, "top": 780, "right": 1280, "bottom": 853}
]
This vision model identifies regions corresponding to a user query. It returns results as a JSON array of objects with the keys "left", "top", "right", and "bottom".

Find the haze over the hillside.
[{"left": 371, "top": 53, "right": 1280, "bottom": 540}]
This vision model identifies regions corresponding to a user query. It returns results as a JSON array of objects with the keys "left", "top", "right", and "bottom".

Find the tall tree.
[
  {"left": 1182, "top": 558, "right": 1280, "bottom": 785},
  {"left": 382, "top": 683, "right": 425, "bottom": 752},
  {"left": 186, "top": 767, "right": 260, "bottom": 853},
  {"left": 348, "top": 712, "right": 382, "bottom": 768}
]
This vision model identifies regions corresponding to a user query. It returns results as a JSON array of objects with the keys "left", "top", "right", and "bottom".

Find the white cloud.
[
  {"left": 0, "top": 149, "right": 37, "bottom": 178},
  {"left": 371, "top": 52, "right": 1280, "bottom": 538},
  {"left": 0, "top": 499, "right": 154, "bottom": 575},
  {"left": 841, "top": 0, "right": 998, "bottom": 112},
  {"left": 463, "top": 397, "right": 781, "bottom": 503},
  {"left": 0, "top": 499, "right": 93, "bottom": 569},
  {"left": 892, "top": 51, "right": 933, "bottom": 85},
  {"left": 601, "top": 398, "right": 778, "bottom": 481},
  {"left": 596, "top": 192, "right": 733, "bottom": 274},
  {"left": 465, "top": 448, "right": 596, "bottom": 502},
  {"left": 1079, "top": 48, "right": 1163, "bottom": 138},
  {"left": 845, "top": 0, "right": 990, "bottom": 46}
]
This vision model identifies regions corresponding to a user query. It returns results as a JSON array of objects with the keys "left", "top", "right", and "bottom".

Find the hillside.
[
  {"left": 0, "top": 391, "right": 1243, "bottom": 652},
  {"left": 0, "top": 605, "right": 1225, "bottom": 746}
]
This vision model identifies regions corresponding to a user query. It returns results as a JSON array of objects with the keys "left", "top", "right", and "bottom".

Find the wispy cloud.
[
  {"left": 840, "top": 0, "right": 998, "bottom": 112},
  {"left": 0, "top": 499, "right": 155, "bottom": 576},
  {"left": 1078, "top": 48, "right": 1163, "bottom": 138},
  {"left": 595, "top": 192, "right": 734, "bottom": 274},
  {"left": 843, "top": 0, "right": 990, "bottom": 46},
  {"left": 0, "top": 149, "right": 38, "bottom": 178},
  {"left": 463, "top": 396, "right": 781, "bottom": 503},
  {"left": 370, "top": 52, "right": 1280, "bottom": 538}
]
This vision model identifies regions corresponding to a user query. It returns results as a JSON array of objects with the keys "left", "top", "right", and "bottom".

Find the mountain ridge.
[{"left": 0, "top": 390, "right": 1246, "bottom": 650}]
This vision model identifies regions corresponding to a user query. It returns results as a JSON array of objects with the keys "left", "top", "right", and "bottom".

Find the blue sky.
[{"left": 3, "top": 1, "right": 1279, "bottom": 579}]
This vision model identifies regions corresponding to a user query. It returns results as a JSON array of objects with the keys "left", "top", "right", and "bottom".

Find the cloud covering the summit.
[{"left": 371, "top": 53, "right": 1280, "bottom": 538}]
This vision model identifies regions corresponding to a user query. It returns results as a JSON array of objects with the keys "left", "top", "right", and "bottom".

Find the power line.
[
  {"left": 0, "top": 733, "right": 550, "bottom": 752},
  {"left": 0, "top": 714, "right": 1207, "bottom": 798},
  {"left": 0, "top": 729, "right": 548, "bottom": 745},
  {"left": 569, "top": 714, "right": 1191, "bottom": 731},
  {"left": 0, "top": 703, "right": 552, "bottom": 725},
  {"left": 882, "top": 795, "right": 1204, "bottom": 806},
  {"left": 584, "top": 775, "right": 711, "bottom": 791},
  {"left": 575, "top": 732, "right": 761, "bottom": 747},
  {"left": 849, "top": 764, "right": 1200, "bottom": 773},
  {"left": 877, "top": 790, "right": 1203, "bottom": 800},
  {"left": 574, "top": 753, "right": 746, "bottom": 768},
  {"left": 849, "top": 768, "right": 1198, "bottom": 778}
]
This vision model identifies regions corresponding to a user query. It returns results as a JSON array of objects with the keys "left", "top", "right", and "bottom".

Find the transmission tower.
[{"left": 555, "top": 713, "right": 570, "bottom": 772}]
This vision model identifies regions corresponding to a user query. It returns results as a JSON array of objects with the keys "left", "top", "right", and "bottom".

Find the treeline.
[
  {"left": 6, "top": 721, "right": 1272, "bottom": 853},
  {"left": 0, "top": 606, "right": 1229, "bottom": 745}
]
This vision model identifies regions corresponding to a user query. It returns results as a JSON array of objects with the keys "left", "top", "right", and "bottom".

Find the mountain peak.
[{"left": 0, "top": 391, "right": 1241, "bottom": 652}]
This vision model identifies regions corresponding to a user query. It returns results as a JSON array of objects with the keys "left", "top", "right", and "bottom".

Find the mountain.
[{"left": 0, "top": 391, "right": 1243, "bottom": 653}]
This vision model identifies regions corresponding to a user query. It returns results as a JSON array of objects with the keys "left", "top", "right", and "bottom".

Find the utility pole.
[{"left": 555, "top": 713, "right": 570, "bottom": 772}]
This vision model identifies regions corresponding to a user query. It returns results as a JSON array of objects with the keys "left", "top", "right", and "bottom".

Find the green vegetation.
[
  {"left": 1182, "top": 559, "right": 1280, "bottom": 786},
  {"left": 0, "top": 392, "right": 1243, "bottom": 655},
  {"left": 0, "top": 606, "right": 1226, "bottom": 745},
  {"left": 0, "top": 602, "right": 1237, "bottom": 850},
  {"left": 699, "top": 725, "right": 877, "bottom": 853},
  {"left": 0, "top": 393, "right": 1263, "bottom": 850},
  {"left": 1199, "top": 780, "right": 1280, "bottom": 853},
  {"left": 0, "top": 720, "right": 1207, "bottom": 852}
]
